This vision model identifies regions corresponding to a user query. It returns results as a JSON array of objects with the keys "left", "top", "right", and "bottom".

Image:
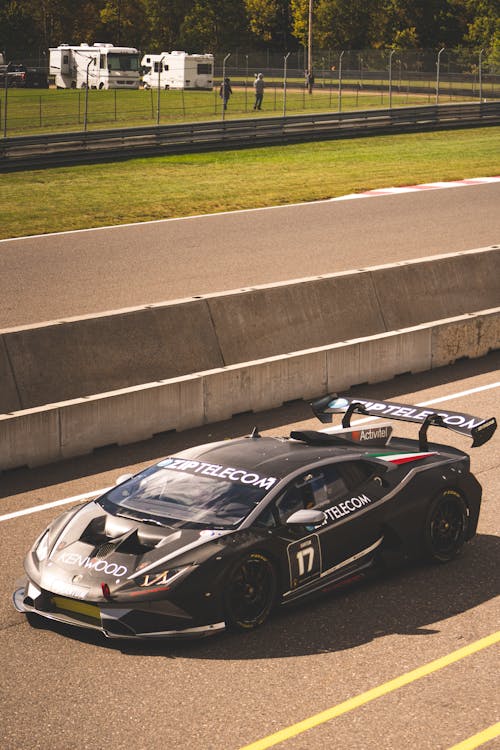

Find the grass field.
[{"left": 1, "top": 125, "right": 498, "bottom": 240}]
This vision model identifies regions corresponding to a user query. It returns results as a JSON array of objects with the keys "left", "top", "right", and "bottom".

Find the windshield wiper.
[{"left": 115, "top": 511, "right": 172, "bottom": 528}]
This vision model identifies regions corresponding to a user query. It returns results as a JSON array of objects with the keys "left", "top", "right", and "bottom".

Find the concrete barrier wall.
[
  {"left": 207, "top": 271, "right": 385, "bottom": 364},
  {"left": 3, "top": 300, "right": 223, "bottom": 410},
  {"left": 2, "top": 307, "right": 498, "bottom": 470},
  {"left": 0, "top": 336, "right": 21, "bottom": 413},
  {"left": 371, "top": 250, "right": 500, "bottom": 330},
  {"left": 0, "top": 404, "right": 60, "bottom": 469},
  {"left": 0, "top": 246, "right": 498, "bottom": 414},
  {"left": 59, "top": 375, "right": 204, "bottom": 459}
]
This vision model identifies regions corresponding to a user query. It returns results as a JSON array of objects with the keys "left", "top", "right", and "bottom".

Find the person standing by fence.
[
  {"left": 253, "top": 72, "right": 264, "bottom": 110},
  {"left": 220, "top": 77, "right": 232, "bottom": 110}
]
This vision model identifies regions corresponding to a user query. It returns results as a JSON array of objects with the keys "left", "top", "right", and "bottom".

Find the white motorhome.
[
  {"left": 141, "top": 51, "right": 213, "bottom": 90},
  {"left": 49, "top": 43, "right": 141, "bottom": 89}
]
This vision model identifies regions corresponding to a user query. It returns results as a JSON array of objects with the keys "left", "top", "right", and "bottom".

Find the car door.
[
  {"left": 272, "top": 472, "right": 327, "bottom": 592},
  {"left": 315, "top": 460, "right": 387, "bottom": 575}
]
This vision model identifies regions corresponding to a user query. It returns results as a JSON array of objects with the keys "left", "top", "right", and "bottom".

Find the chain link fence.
[{"left": 1, "top": 48, "right": 498, "bottom": 136}]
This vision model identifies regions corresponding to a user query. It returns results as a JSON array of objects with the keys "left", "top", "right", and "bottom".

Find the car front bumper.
[{"left": 13, "top": 583, "right": 226, "bottom": 639}]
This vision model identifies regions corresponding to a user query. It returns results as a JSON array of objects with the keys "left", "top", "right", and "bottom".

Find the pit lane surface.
[
  {"left": 1, "top": 356, "right": 499, "bottom": 750},
  {"left": 1, "top": 181, "right": 499, "bottom": 327}
]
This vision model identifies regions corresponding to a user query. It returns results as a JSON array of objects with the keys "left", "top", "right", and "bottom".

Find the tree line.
[{"left": 0, "top": 0, "right": 498, "bottom": 65}]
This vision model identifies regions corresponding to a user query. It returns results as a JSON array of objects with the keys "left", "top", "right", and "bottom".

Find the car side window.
[
  {"left": 253, "top": 504, "right": 278, "bottom": 528},
  {"left": 276, "top": 471, "right": 330, "bottom": 524},
  {"left": 275, "top": 462, "right": 378, "bottom": 525},
  {"left": 336, "top": 461, "right": 377, "bottom": 490},
  {"left": 319, "top": 465, "right": 349, "bottom": 505}
]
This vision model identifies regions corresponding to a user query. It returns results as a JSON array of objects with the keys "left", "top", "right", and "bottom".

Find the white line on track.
[
  {"left": 0, "top": 489, "right": 111, "bottom": 523},
  {"left": 0, "top": 381, "right": 498, "bottom": 524}
]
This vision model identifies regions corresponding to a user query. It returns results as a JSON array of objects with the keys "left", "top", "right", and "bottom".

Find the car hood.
[{"left": 28, "top": 500, "right": 233, "bottom": 600}]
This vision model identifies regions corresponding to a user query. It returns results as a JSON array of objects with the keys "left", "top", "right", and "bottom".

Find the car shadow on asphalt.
[{"left": 24, "top": 532, "right": 500, "bottom": 658}]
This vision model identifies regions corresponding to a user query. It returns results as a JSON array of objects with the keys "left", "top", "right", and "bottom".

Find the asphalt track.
[
  {"left": 1, "top": 357, "right": 499, "bottom": 750},
  {"left": 0, "top": 182, "right": 499, "bottom": 327},
  {"left": 0, "top": 183, "right": 499, "bottom": 749}
]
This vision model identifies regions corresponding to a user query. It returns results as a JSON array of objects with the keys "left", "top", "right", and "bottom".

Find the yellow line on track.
[
  {"left": 239, "top": 631, "right": 500, "bottom": 750},
  {"left": 447, "top": 722, "right": 500, "bottom": 750}
]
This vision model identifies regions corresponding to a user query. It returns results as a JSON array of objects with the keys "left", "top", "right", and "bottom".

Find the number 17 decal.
[{"left": 287, "top": 535, "right": 321, "bottom": 589}]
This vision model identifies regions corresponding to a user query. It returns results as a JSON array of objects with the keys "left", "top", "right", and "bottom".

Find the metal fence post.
[
  {"left": 338, "top": 50, "right": 344, "bottom": 112},
  {"left": 389, "top": 49, "right": 395, "bottom": 108},
  {"left": 83, "top": 57, "right": 95, "bottom": 131},
  {"left": 245, "top": 54, "right": 248, "bottom": 112},
  {"left": 3, "top": 62, "right": 10, "bottom": 137},
  {"left": 479, "top": 49, "right": 484, "bottom": 101},
  {"left": 157, "top": 55, "right": 165, "bottom": 125},
  {"left": 283, "top": 52, "right": 290, "bottom": 116},
  {"left": 436, "top": 47, "right": 445, "bottom": 105}
]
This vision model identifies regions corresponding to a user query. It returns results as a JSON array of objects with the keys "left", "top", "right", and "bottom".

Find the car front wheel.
[
  {"left": 224, "top": 552, "right": 277, "bottom": 630},
  {"left": 424, "top": 490, "right": 469, "bottom": 563}
]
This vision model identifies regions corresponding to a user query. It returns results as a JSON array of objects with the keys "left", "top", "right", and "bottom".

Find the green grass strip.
[{"left": 1, "top": 126, "right": 498, "bottom": 239}]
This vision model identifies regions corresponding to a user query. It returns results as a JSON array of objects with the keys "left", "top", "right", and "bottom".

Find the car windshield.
[{"left": 98, "top": 459, "right": 275, "bottom": 529}]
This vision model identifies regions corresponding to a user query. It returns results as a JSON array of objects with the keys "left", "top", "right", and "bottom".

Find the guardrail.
[{"left": 1, "top": 102, "right": 498, "bottom": 171}]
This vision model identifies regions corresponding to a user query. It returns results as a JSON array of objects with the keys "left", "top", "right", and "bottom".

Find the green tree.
[
  {"left": 290, "top": 0, "right": 308, "bottom": 48},
  {"left": 313, "top": 0, "right": 385, "bottom": 49},
  {"left": 99, "top": 0, "right": 150, "bottom": 47},
  {"left": 244, "top": 0, "right": 291, "bottom": 48},
  {"left": 0, "top": 1, "right": 39, "bottom": 60},
  {"left": 180, "top": 0, "right": 250, "bottom": 52},
  {"left": 464, "top": 0, "right": 500, "bottom": 51},
  {"left": 142, "top": 0, "right": 193, "bottom": 51},
  {"left": 380, "top": 0, "right": 467, "bottom": 48}
]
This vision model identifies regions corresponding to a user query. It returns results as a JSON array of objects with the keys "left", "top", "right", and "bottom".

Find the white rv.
[
  {"left": 49, "top": 43, "right": 141, "bottom": 89},
  {"left": 141, "top": 51, "right": 213, "bottom": 90}
]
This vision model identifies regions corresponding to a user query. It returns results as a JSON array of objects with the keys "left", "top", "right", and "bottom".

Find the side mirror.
[
  {"left": 115, "top": 473, "right": 133, "bottom": 485},
  {"left": 286, "top": 509, "right": 326, "bottom": 526}
]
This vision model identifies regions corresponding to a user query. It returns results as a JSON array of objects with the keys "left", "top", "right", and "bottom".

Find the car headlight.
[
  {"left": 137, "top": 565, "right": 195, "bottom": 589},
  {"left": 34, "top": 531, "right": 50, "bottom": 562}
]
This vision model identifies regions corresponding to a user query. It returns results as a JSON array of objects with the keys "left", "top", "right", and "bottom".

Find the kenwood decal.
[{"left": 58, "top": 552, "right": 127, "bottom": 578}]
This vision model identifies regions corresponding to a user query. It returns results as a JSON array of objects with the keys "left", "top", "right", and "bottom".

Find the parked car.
[{"left": 0, "top": 64, "right": 48, "bottom": 88}]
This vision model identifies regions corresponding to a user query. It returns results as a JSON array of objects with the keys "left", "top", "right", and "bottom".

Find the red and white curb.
[{"left": 332, "top": 175, "right": 500, "bottom": 201}]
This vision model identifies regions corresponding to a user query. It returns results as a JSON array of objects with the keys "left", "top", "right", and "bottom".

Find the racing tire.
[
  {"left": 224, "top": 552, "right": 277, "bottom": 631},
  {"left": 423, "top": 490, "right": 469, "bottom": 563},
  {"left": 26, "top": 612, "right": 45, "bottom": 629}
]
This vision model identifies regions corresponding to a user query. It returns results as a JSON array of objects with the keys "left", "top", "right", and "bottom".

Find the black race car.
[{"left": 14, "top": 394, "right": 496, "bottom": 639}]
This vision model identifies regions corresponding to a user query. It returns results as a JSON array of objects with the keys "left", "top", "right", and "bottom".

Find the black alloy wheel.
[
  {"left": 225, "top": 552, "right": 277, "bottom": 630},
  {"left": 424, "top": 491, "right": 468, "bottom": 563}
]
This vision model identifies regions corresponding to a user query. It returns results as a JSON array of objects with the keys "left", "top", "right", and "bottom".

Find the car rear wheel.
[
  {"left": 424, "top": 490, "right": 468, "bottom": 563},
  {"left": 224, "top": 552, "right": 277, "bottom": 630}
]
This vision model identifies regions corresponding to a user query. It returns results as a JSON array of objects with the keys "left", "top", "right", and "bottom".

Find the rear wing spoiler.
[{"left": 311, "top": 394, "right": 497, "bottom": 451}]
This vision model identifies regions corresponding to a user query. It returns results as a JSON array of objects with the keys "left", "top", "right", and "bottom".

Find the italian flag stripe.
[{"left": 369, "top": 452, "right": 437, "bottom": 464}]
